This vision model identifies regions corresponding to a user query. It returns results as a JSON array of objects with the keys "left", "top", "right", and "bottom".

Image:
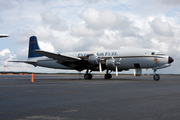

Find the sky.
[{"left": 0, "top": 0, "right": 180, "bottom": 74}]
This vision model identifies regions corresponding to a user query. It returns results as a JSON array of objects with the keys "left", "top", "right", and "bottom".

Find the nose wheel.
[
  {"left": 153, "top": 70, "right": 160, "bottom": 81},
  {"left": 153, "top": 74, "right": 160, "bottom": 81}
]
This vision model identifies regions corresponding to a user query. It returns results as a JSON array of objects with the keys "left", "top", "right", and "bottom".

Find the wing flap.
[{"left": 33, "top": 50, "right": 81, "bottom": 62}]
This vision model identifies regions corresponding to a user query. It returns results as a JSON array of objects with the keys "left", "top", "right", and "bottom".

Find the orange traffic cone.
[{"left": 31, "top": 73, "right": 34, "bottom": 83}]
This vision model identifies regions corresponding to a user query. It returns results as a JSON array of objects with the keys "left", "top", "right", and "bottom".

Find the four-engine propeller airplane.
[{"left": 9, "top": 36, "right": 174, "bottom": 81}]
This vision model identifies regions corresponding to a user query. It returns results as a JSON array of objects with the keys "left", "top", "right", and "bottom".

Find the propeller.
[
  {"left": 99, "top": 62, "right": 102, "bottom": 73},
  {"left": 112, "top": 57, "right": 121, "bottom": 76},
  {"left": 99, "top": 58, "right": 105, "bottom": 73},
  {"left": 115, "top": 65, "right": 118, "bottom": 76},
  {"left": 133, "top": 69, "right": 136, "bottom": 76},
  {"left": 94, "top": 53, "right": 104, "bottom": 74}
]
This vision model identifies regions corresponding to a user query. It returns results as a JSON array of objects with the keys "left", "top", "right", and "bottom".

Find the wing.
[
  {"left": 33, "top": 50, "right": 81, "bottom": 62},
  {"left": 33, "top": 50, "right": 88, "bottom": 71}
]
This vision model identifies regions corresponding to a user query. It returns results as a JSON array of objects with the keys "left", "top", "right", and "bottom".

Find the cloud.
[
  {"left": 81, "top": 0, "right": 101, "bottom": 4},
  {"left": 11, "top": 26, "right": 54, "bottom": 45},
  {"left": 67, "top": 8, "right": 142, "bottom": 51},
  {"left": 80, "top": 8, "right": 133, "bottom": 30},
  {"left": 11, "top": 29, "right": 35, "bottom": 44},
  {"left": 34, "top": 26, "right": 54, "bottom": 41},
  {"left": 41, "top": 11, "right": 68, "bottom": 31},
  {"left": 39, "top": 41, "right": 55, "bottom": 53},
  {"left": 0, "top": 0, "right": 13, "bottom": 12},
  {"left": 14, "top": 47, "right": 28, "bottom": 60},
  {"left": 0, "top": 48, "right": 16, "bottom": 67},
  {"left": 159, "top": 0, "right": 180, "bottom": 6},
  {"left": 0, "top": 49, "right": 10, "bottom": 56},
  {"left": 0, "top": 17, "right": 3, "bottom": 23},
  {"left": 78, "top": 8, "right": 140, "bottom": 39},
  {"left": 150, "top": 18, "right": 173, "bottom": 36},
  {"left": 71, "top": 23, "right": 103, "bottom": 37}
]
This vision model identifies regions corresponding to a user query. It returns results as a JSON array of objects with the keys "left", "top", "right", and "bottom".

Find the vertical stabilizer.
[{"left": 28, "top": 36, "right": 43, "bottom": 58}]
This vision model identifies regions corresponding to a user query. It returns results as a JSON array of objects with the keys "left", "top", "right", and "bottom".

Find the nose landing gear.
[
  {"left": 153, "top": 70, "right": 160, "bottom": 81},
  {"left": 153, "top": 74, "right": 160, "bottom": 81}
]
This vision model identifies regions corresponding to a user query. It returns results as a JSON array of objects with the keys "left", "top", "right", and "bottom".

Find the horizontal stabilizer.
[
  {"left": 33, "top": 50, "right": 81, "bottom": 62},
  {"left": 8, "top": 60, "right": 37, "bottom": 63}
]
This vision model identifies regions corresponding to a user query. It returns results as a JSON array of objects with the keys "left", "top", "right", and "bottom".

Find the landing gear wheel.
[
  {"left": 84, "top": 74, "right": 92, "bottom": 79},
  {"left": 104, "top": 74, "right": 112, "bottom": 79},
  {"left": 153, "top": 74, "right": 160, "bottom": 81}
]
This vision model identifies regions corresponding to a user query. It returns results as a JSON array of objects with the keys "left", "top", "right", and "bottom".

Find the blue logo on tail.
[{"left": 28, "top": 36, "right": 43, "bottom": 58}]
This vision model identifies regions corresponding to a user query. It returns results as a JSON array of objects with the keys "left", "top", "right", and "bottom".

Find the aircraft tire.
[
  {"left": 84, "top": 74, "right": 92, "bottom": 79},
  {"left": 89, "top": 74, "right": 92, "bottom": 79},
  {"left": 153, "top": 74, "right": 160, "bottom": 81},
  {"left": 104, "top": 74, "right": 112, "bottom": 79}
]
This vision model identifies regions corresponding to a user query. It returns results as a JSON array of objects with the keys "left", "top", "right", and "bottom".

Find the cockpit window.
[
  {"left": 152, "top": 52, "right": 165, "bottom": 55},
  {"left": 155, "top": 52, "right": 161, "bottom": 55},
  {"left": 155, "top": 52, "right": 165, "bottom": 55}
]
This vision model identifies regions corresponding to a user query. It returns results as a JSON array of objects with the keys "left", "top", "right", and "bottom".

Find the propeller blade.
[
  {"left": 116, "top": 65, "right": 118, "bottom": 76},
  {"left": 99, "top": 62, "right": 102, "bottom": 73},
  {"left": 133, "top": 69, "right": 136, "bottom": 76}
]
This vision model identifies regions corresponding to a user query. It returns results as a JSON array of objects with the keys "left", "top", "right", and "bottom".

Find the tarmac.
[{"left": 1, "top": 74, "right": 180, "bottom": 120}]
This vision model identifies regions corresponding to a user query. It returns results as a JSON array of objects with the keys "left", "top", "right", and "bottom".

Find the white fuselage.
[{"left": 28, "top": 48, "right": 170, "bottom": 71}]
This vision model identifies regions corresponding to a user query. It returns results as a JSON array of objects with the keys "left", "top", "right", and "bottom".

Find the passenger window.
[{"left": 151, "top": 52, "right": 155, "bottom": 55}]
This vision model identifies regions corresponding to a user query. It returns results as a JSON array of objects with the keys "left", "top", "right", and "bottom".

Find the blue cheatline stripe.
[{"left": 28, "top": 36, "right": 43, "bottom": 58}]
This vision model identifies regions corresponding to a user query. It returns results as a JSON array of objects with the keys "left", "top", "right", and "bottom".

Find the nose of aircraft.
[{"left": 168, "top": 56, "right": 174, "bottom": 64}]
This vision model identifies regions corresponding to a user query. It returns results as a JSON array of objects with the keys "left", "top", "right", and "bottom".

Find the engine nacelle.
[
  {"left": 134, "top": 68, "right": 142, "bottom": 76},
  {"left": 106, "top": 59, "right": 116, "bottom": 69},
  {"left": 88, "top": 55, "right": 99, "bottom": 65}
]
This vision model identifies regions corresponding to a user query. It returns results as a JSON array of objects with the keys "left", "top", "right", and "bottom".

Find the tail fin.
[{"left": 28, "top": 36, "right": 43, "bottom": 58}]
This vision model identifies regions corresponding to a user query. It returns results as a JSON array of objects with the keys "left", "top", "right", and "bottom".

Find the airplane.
[
  {"left": 9, "top": 36, "right": 174, "bottom": 81},
  {"left": 0, "top": 34, "right": 9, "bottom": 38}
]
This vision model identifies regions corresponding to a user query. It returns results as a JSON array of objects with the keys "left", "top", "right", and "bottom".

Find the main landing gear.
[
  {"left": 104, "top": 70, "right": 112, "bottom": 79},
  {"left": 153, "top": 70, "right": 160, "bottom": 81},
  {"left": 104, "top": 74, "right": 112, "bottom": 79},
  {"left": 84, "top": 74, "right": 92, "bottom": 79},
  {"left": 84, "top": 69, "right": 112, "bottom": 80},
  {"left": 84, "top": 69, "right": 92, "bottom": 79}
]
